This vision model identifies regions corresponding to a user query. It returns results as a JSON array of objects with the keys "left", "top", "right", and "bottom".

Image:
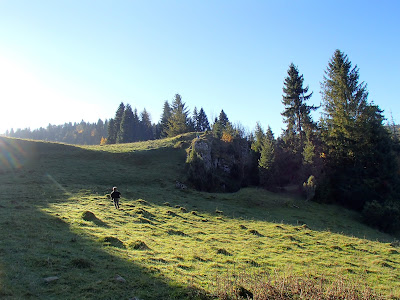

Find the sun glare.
[
  {"left": 0, "top": 55, "right": 100, "bottom": 133},
  {"left": 0, "top": 138, "right": 27, "bottom": 171}
]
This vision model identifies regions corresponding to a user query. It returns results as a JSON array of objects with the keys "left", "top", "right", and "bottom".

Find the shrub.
[
  {"left": 221, "top": 132, "right": 233, "bottom": 143},
  {"left": 303, "top": 175, "right": 317, "bottom": 201}
]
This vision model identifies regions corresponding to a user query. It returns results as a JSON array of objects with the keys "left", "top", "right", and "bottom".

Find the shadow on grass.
[
  {"left": 0, "top": 137, "right": 209, "bottom": 299},
  {"left": 0, "top": 185, "right": 208, "bottom": 299}
]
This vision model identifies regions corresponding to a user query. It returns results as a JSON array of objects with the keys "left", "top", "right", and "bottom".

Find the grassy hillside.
[{"left": 0, "top": 134, "right": 399, "bottom": 299}]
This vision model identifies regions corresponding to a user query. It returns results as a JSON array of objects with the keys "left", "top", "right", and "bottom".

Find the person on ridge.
[{"left": 110, "top": 186, "right": 121, "bottom": 209}]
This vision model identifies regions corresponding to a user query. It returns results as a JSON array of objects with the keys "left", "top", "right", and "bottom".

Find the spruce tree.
[
  {"left": 218, "top": 110, "right": 229, "bottom": 128},
  {"left": 166, "top": 94, "right": 190, "bottom": 137},
  {"left": 281, "top": 63, "right": 316, "bottom": 151},
  {"left": 213, "top": 110, "right": 232, "bottom": 139},
  {"left": 107, "top": 119, "right": 117, "bottom": 144},
  {"left": 320, "top": 49, "right": 397, "bottom": 209},
  {"left": 320, "top": 50, "right": 369, "bottom": 166},
  {"left": 197, "top": 108, "right": 210, "bottom": 132},
  {"left": 159, "top": 101, "right": 172, "bottom": 138},
  {"left": 107, "top": 102, "right": 125, "bottom": 144},
  {"left": 258, "top": 126, "right": 276, "bottom": 187},
  {"left": 212, "top": 117, "right": 222, "bottom": 138},
  {"left": 131, "top": 108, "right": 140, "bottom": 141},
  {"left": 192, "top": 107, "right": 199, "bottom": 132},
  {"left": 140, "top": 109, "right": 153, "bottom": 141},
  {"left": 117, "top": 104, "right": 134, "bottom": 143},
  {"left": 251, "top": 122, "right": 265, "bottom": 153}
]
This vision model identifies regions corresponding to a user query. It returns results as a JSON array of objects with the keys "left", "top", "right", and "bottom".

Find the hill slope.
[{"left": 0, "top": 135, "right": 399, "bottom": 299}]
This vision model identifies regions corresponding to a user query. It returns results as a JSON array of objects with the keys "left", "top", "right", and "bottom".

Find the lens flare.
[
  {"left": 0, "top": 138, "right": 28, "bottom": 171},
  {"left": 45, "top": 173, "right": 70, "bottom": 195}
]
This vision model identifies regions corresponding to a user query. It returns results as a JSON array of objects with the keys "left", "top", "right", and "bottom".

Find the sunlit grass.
[
  {"left": 0, "top": 135, "right": 399, "bottom": 299},
  {"left": 41, "top": 189, "right": 400, "bottom": 298}
]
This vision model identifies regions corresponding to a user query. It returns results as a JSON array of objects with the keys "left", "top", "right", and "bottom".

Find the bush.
[{"left": 303, "top": 175, "right": 317, "bottom": 201}]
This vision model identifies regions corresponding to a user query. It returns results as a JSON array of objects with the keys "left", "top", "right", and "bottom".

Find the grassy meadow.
[{"left": 0, "top": 134, "right": 399, "bottom": 299}]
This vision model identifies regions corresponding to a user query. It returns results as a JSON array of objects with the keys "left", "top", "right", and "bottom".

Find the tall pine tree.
[
  {"left": 281, "top": 63, "right": 316, "bottom": 151},
  {"left": 320, "top": 49, "right": 397, "bottom": 209},
  {"left": 117, "top": 104, "right": 134, "bottom": 143},
  {"left": 159, "top": 101, "right": 172, "bottom": 138},
  {"left": 107, "top": 102, "right": 125, "bottom": 144},
  {"left": 166, "top": 94, "right": 190, "bottom": 137},
  {"left": 258, "top": 126, "right": 276, "bottom": 188},
  {"left": 197, "top": 108, "right": 210, "bottom": 132},
  {"left": 140, "top": 109, "right": 153, "bottom": 141}
]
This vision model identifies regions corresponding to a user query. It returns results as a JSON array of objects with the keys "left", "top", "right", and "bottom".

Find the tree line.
[
  {"left": 5, "top": 120, "right": 108, "bottom": 145},
  {"left": 105, "top": 94, "right": 211, "bottom": 144}
]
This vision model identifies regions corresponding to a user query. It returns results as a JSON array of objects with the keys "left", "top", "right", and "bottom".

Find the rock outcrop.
[{"left": 186, "top": 133, "right": 253, "bottom": 192}]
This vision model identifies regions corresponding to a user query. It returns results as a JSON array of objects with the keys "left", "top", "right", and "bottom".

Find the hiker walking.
[{"left": 111, "top": 186, "right": 121, "bottom": 209}]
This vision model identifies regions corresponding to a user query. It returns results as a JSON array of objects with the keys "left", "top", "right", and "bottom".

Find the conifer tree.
[
  {"left": 107, "top": 102, "right": 125, "bottom": 144},
  {"left": 213, "top": 110, "right": 232, "bottom": 138},
  {"left": 218, "top": 110, "right": 229, "bottom": 128},
  {"left": 107, "top": 119, "right": 117, "bottom": 144},
  {"left": 281, "top": 63, "right": 316, "bottom": 151},
  {"left": 320, "top": 50, "right": 369, "bottom": 166},
  {"left": 212, "top": 117, "right": 222, "bottom": 138},
  {"left": 117, "top": 104, "right": 134, "bottom": 143},
  {"left": 251, "top": 122, "right": 265, "bottom": 153},
  {"left": 197, "top": 108, "right": 210, "bottom": 132},
  {"left": 320, "top": 49, "right": 397, "bottom": 209},
  {"left": 192, "top": 107, "right": 199, "bottom": 132},
  {"left": 140, "top": 109, "right": 153, "bottom": 141},
  {"left": 166, "top": 94, "right": 190, "bottom": 137},
  {"left": 159, "top": 101, "right": 172, "bottom": 138},
  {"left": 131, "top": 108, "right": 140, "bottom": 141},
  {"left": 258, "top": 126, "right": 276, "bottom": 187}
]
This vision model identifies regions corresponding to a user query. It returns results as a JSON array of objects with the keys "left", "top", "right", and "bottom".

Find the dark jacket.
[{"left": 111, "top": 191, "right": 121, "bottom": 199}]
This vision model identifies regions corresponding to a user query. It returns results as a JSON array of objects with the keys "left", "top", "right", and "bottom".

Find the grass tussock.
[
  {"left": 81, "top": 210, "right": 97, "bottom": 221},
  {"left": 128, "top": 240, "right": 150, "bottom": 250},
  {"left": 99, "top": 236, "right": 125, "bottom": 248}
]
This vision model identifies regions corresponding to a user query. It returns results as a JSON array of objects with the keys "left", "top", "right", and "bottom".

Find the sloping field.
[{"left": 0, "top": 135, "right": 399, "bottom": 299}]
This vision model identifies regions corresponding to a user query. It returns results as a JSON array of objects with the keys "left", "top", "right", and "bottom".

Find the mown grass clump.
[
  {"left": 71, "top": 258, "right": 93, "bottom": 269},
  {"left": 216, "top": 248, "right": 232, "bottom": 256},
  {"left": 99, "top": 236, "right": 125, "bottom": 248},
  {"left": 128, "top": 240, "right": 150, "bottom": 250},
  {"left": 82, "top": 210, "right": 98, "bottom": 221}
]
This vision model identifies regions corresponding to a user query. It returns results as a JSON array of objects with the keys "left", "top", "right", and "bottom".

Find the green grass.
[{"left": 0, "top": 134, "right": 399, "bottom": 299}]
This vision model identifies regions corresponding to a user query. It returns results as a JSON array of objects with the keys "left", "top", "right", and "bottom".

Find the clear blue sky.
[{"left": 0, "top": 1, "right": 399, "bottom": 136}]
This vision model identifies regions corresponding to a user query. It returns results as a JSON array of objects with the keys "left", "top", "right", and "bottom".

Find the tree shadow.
[{"left": 0, "top": 185, "right": 208, "bottom": 299}]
